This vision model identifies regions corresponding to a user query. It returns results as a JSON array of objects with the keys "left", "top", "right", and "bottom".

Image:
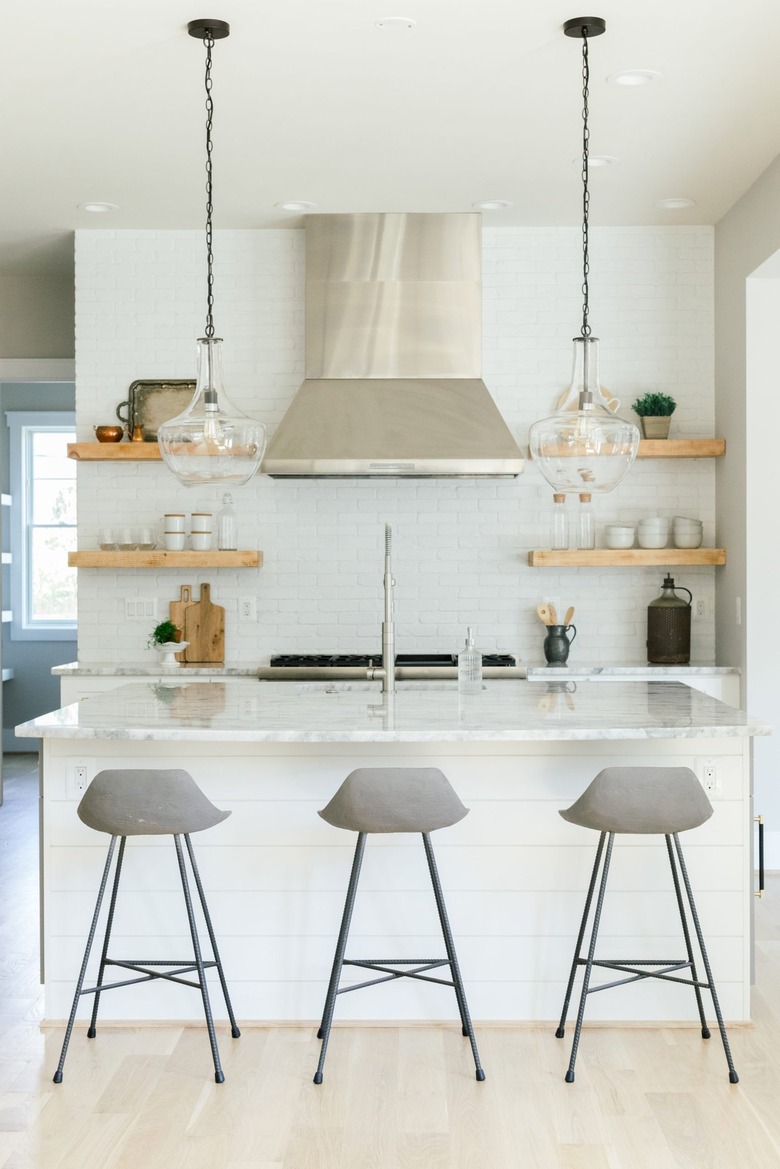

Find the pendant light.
[
  {"left": 158, "top": 19, "right": 267, "bottom": 487},
  {"left": 528, "top": 17, "right": 639, "bottom": 495}
]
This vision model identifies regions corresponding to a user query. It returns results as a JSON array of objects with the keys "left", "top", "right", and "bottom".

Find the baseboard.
[{"left": 40, "top": 1018, "right": 755, "bottom": 1031}]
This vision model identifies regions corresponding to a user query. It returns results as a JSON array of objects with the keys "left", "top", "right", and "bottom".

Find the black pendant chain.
[
  {"left": 203, "top": 29, "right": 216, "bottom": 339},
  {"left": 580, "top": 27, "right": 591, "bottom": 339},
  {"left": 188, "top": 19, "right": 229, "bottom": 339}
]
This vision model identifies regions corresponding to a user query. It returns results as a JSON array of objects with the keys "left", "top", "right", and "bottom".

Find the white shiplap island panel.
[{"left": 18, "top": 680, "right": 768, "bottom": 1025}]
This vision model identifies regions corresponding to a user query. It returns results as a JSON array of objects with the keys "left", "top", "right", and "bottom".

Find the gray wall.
[
  {"left": 0, "top": 275, "right": 74, "bottom": 359},
  {"left": 714, "top": 152, "right": 780, "bottom": 862},
  {"left": 1, "top": 381, "right": 77, "bottom": 751}
]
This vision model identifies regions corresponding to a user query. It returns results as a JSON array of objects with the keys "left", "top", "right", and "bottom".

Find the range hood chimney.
[{"left": 261, "top": 212, "right": 524, "bottom": 478}]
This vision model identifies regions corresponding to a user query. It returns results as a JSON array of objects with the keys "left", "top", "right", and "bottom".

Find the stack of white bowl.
[
  {"left": 672, "top": 516, "right": 703, "bottom": 548},
  {"left": 637, "top": 517, "right": 669, "bottom": 549}
]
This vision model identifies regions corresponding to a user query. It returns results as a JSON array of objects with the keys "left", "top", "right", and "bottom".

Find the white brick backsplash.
[{"left": 75, "top": 225, "right": 716, "bottom": 666}]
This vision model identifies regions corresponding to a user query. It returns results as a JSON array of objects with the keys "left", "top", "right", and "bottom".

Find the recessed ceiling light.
[
  {"left": 376, "top": 16, "right": 416, "bottom": 29},
  {"left": 275, "top": 201, "right": 317, "bottom": 212},
  {"left": 572, "top": 155, "right": 617, "bottom": 168},
  {"left": 78, "top": 201, "right": 119, "bottom": 213},
  {"left": 472, "top": 200, "right": 513, "bottom": 211},
  {"left": 658, "top": 197, "right": 696, "bottom": 210},
  {"left": 607, "top": 69, "right": 662, "bottom": 86}
]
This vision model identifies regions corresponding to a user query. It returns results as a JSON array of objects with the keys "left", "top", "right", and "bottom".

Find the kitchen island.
[{"left": 18, "top": 679, "right": 768, "bottom": 1026}]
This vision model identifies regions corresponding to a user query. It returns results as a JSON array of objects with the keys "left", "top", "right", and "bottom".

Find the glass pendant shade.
[
  {"left": 529, "top": 336, "right": 640, "bottom": 494},
  {"left": 157, "top": 338, "right": 267, "bottom": 487}
]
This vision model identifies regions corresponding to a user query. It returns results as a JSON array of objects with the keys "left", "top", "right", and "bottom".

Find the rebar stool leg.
[
  {"left": 314, "top": 832, "right": 367, "bottom": 1084},
  {"left": 184, "top": 834, "right": 241, "bottom": 1039},
  {"left": 665, "top": 834, "right": 710, "bottom": 1038},
  {"left": 422, "top": 832, "right": 485, "bottom": 1081},
  {"left": 673, "top": 834, "right": 739, "bottom": 1084},
  {"left": 86, "top": 836, "right": 127, "bottom": 1039},
  {"left": 565, "top": 832, "right": 615, "bottom": 1084},
  {"left": 173, "top": 835, "right": 225, "bottom": 1084},
  {"left": 556, "top": 832, "right": 607, "bottom": 1040},
  {"left": 53, "top": 836, "right": 118, "bottom": 1084}
]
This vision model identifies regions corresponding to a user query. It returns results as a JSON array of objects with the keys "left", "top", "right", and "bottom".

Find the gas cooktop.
[
  {"left": 258, "top": 651, "right": 524, "bottom": 680},
  {"left": 269, "top": 653, "right": 517, "bottom": 668}
]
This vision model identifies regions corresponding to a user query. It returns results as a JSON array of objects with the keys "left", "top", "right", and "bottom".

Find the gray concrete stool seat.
[
  {"left": 556, "top": 766, "right": 738, "bottom": 1084},
  {"left": 313, "top": 767, "right": 485, "bottom": 1084},
  {"left": 53, "top": 769, "right": 240, "bottom": 1085}
]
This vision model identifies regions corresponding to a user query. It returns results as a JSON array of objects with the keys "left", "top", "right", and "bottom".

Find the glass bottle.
[
  {"left": 458, "top": 627, "right": 483, "bottom": 694},
  {"left": 577, "top": 492, "right": 595, "bottom": 550},
  {"left": 217, "top": 492, "right": 238, "bottom": 550},
  {"left": 550, "top": 493, "right": 568, "bottom": 550}
]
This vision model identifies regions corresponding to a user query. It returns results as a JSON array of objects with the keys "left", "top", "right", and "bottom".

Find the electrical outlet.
[
  {"left": 239, "top": 596, "right": 257, "bottom": 621},
  {"left": 67, "top": 760, "right": 91, "bottom": 800},
  {"left": 701, "top": 762, "right": 719, "bottom": 794},
  {"left": 695, "top": 598, "right": 706, "bottom": 618}
]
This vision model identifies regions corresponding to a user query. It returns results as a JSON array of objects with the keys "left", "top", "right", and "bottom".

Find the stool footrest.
[
  {"left": 78, "top": 958, "right": 221, "bottom": 996},
  {"left": 578, "top": 957, "right": 712, "bottom": 994},
  {"left": 340, "top": 958, "right": 454, "bottom": 994}
]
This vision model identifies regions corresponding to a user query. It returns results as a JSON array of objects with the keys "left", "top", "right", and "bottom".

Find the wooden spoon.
[
  {"left": 564, "top": 606, "right": 575, "bottom": 627},
  {"left": 548, "top": 602, "right": 558, "bottom": 625},
  {"left": 537, "top": 604, "right": 553, "bottom": 625}
]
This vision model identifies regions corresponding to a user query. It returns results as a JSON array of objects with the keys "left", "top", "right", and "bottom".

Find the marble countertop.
[
  {"left": 19, "top": 678, "right": 768, "bottom": 743},
  {"left": 51, "top": 661, "right": 740, "bottom": 678}
]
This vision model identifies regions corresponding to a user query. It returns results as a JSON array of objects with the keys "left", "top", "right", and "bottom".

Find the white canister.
[
  {"left": 163, "top": 531, "right": 186, "bottom": 551},
  {"left": 164, "top": 514, "right": 186, "bottom": 533},
  {"left": 191, "top": 531, "right": 213, "bottom": 551},
  {"left": 191, "top": 512, "right": 213, "bottom": 533}
]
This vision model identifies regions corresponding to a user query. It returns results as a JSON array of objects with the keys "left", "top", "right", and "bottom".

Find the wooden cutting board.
[
  {"left": 169, "top": 585, "right": 195, "bottom": 664},
  {"left": 182, "top": 583, "right": 225, "bottom": 664}
]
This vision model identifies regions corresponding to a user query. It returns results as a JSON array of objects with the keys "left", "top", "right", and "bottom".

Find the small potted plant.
[
  {"left": 631, "top": 391, "right": 677, "bottom": 439},
  {"left": 146, "top": 620, "right": 187, "bottom": 667}
]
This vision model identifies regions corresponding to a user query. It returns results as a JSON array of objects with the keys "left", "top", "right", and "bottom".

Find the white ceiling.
[{"left": 6, "top": 0, "right": 780, "bottom": 279}]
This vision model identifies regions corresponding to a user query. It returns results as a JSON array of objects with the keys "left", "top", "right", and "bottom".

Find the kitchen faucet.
[{"left": 381, "top": 522, "right": 395, "bottom": 693}]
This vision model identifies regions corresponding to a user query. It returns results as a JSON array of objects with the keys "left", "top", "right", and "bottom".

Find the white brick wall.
[{"left": 75, "top": 225, "right": 716, "bottom": 666}]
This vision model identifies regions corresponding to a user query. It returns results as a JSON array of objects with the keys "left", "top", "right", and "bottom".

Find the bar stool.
[
  {"left": 555, "top": 766, "right": 738, "bottom": 1084},
  {"left": 53, "top": 769, "right": 240, "bottom": 1085},
  {"left": 313, "top": 766, "right": 485, "bottom": 1083}
]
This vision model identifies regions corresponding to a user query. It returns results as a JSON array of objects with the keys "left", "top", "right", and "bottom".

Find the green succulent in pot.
[
  {"left": 631, "top": 391, "right": 677, "bottom": 417},
  {"left": 146, "top": 620, "right": 182, "bottom": 648},
  {"left": 631, "top": 392, "right": 677, "bottom": 439}
]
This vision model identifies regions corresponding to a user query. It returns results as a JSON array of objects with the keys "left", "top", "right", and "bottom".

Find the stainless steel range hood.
[{"left": 261, "top": 212, "right": 524, "bottom": 478}]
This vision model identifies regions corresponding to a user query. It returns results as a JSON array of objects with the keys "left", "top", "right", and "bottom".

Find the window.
[{"left": 7, "top": 412, "right": 77, "bottom": 639}]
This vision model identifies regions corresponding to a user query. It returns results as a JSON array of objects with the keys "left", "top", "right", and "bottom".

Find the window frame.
[{"left": 7, "top": 411, "right": 77, "bottom": 641}]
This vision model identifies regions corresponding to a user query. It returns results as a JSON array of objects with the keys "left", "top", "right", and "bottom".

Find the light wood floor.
[{"left": 1, "top": 754, "right": 779, "bottom": 1168}]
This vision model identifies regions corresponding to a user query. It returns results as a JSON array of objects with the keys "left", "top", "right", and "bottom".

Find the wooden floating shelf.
[
  {"left": 68, "top": 442, "right": 163, "bottom": 461},
  {"left": 70, "top": 438, "right": 727, "bottom": 463},
  {"left": 68, "top": 551, "right": 262, "bottom": 569},
  {"left": 528, "top": 549, "right": 726, "bottom": 568},
  {"left": 636, "top": 438, "right": 725, "bottom": 459}
]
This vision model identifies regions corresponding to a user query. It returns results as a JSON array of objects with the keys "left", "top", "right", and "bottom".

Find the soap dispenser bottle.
[{"left": 458, "top": 627, "right": 483, "bottom": 694}]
